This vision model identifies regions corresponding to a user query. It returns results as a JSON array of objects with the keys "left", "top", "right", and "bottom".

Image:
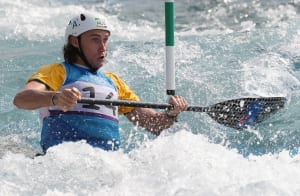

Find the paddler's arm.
[
  {"left": 13, "top": 80, "right": 81, "bottom": 111},
  {"left": 125, "top": 96, "right": 188, "bottom": 135}
]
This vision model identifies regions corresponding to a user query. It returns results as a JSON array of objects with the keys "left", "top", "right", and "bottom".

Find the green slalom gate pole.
[{"left": 165, "top": 0, "right": 175, "bottom": 95}]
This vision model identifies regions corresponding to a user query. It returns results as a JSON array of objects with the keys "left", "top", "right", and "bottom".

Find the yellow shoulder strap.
[
  {"left": 105, "top": 72, "right": 140, "bottom": 114},
  {"left": 27, "top": 63, "right": 66, "bottom": 91}
]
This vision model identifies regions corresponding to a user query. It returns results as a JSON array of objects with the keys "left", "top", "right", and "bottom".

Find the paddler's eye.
[{"left": 92, "top": 38, "right": 101, "bottom": 44}]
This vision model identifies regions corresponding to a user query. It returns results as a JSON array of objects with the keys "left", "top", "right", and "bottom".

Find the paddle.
[{"left": 78, "top": 97, "right": 286, "bottom": 130}]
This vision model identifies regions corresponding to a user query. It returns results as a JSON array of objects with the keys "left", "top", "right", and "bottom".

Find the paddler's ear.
[{"left": 69, "top": 36, "right": 79, "bottom": 48}]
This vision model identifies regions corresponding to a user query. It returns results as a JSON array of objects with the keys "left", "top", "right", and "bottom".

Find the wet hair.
[{"left": 63, "top": 39, "right": 78, "bottom": 64}]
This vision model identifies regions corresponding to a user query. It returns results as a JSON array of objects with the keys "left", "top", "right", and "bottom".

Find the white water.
[{"left": 1, "top": 131, "right": 300, "bottom": 196}]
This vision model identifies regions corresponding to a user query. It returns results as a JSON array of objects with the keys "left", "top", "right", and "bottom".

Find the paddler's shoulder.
[
  {"left": 104, "top": 71, "right": 122, "bottom": 81},
  {"left": 38, "top": 62, "right": 65, "bottom": 70}
]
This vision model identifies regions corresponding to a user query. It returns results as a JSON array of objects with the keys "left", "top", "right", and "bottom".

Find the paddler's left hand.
[{"left": 166, "top": 96, "right": 188, "bottom": 117}]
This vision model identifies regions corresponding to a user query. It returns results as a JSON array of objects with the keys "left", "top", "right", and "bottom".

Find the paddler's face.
[{"left": 72, "top": 29, "right": 110, "bottom": 69}]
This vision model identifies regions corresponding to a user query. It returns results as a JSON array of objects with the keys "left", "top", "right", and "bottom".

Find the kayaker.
[{"left": 13, "top": 13, "right": 188, "bottom": 153}]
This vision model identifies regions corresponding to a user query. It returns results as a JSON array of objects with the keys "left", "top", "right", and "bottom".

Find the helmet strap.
[{"left": 77, "top": 35, "right": 98, "bottom": 73}]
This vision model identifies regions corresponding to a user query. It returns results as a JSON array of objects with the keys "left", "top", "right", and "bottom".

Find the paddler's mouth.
[
  {"left": 99, "top": 52, "right": 106, "bottom": 59},
  {"left": 95, "top": 53, "right": 106, "bottom": 63}
]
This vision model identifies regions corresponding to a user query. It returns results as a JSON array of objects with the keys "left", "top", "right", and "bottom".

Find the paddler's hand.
[
  {"left": 166, "top": 96, "right": 188, "bottom": 117},
  {"left": 52, "top": 87, "right": 81, "bottom": 112}
]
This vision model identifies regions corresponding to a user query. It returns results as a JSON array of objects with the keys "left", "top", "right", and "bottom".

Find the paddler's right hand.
[{"left": 52, "top": 87, "right": 81, "bottom": 112}]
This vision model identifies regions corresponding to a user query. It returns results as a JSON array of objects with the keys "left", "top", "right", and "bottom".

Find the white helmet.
[{"left": 64, "top": 13, "right": 110, "bottom": 44}]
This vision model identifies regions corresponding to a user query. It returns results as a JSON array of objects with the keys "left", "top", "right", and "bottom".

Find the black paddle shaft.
[{"left": 78, "top": 97, "right": 286, "bottom": 130}]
